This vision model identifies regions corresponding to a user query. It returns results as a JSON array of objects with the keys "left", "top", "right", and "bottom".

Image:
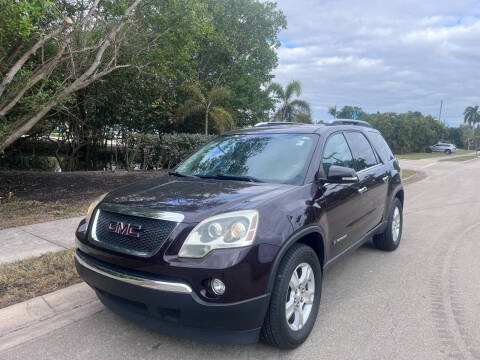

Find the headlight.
[
  {"left": 85, "top": 193, "right": 108, "bottom": 227},
  {"left": 179, "top": 210, "right": 259, "bottom": 258}
]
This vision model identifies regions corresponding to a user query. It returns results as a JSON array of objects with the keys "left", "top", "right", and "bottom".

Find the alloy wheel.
[
  {"left": 285, "top": 262, "right": 315, "bottom": 331},
  {"left": 392, "top": 206, "right": 401, "bottom": 243}
]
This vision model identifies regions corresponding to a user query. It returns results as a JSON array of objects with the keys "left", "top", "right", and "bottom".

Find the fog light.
[{"left": 211, "top": 278, "right": 225, "bottom": 295}]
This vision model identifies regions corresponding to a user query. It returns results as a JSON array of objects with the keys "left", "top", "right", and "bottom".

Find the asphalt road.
[{"left": 3, "top": 157, "right": 480, "bottom": 360}]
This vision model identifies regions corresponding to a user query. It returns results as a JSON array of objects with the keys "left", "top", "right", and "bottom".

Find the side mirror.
[{"left": 326, "top": 165, "right": 359, "bottom": 183}]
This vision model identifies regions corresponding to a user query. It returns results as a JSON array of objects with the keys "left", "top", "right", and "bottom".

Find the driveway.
[{"left": 2, "top": 158, "right": 480, "bottom": 359}]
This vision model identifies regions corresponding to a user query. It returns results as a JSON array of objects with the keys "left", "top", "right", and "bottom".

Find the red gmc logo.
[{"left": 107, "top": 221, "right": 142, "bottom": 238}]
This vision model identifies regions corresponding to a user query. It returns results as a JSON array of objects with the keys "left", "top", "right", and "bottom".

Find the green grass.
[
  {"left": 401, "top": 169, "right": 416, "bottom": 179},
  {"left": 0, "top": 249, "right": 81, "bottom": 309},
  {"left": 440, "top": 155, "right": 479, "bottom": 162},
  {"left": 396, "top": 148, "right": 473, "bottom": 160}
]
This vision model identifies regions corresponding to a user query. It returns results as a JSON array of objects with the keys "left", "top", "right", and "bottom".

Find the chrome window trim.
[
  {"left": 99, "top": 203, "right": 184, "bottom": 223},
  {"left": 357, "top": 163, "right": 383, "bottom": 174},
  {"left": 75, "top": 252, "right": 192, "bottom": 294}
]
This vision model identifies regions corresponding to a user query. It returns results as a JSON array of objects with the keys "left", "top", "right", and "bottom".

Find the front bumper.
[{"left": 75, "top": 250, "right": 269, "bottom": 344}]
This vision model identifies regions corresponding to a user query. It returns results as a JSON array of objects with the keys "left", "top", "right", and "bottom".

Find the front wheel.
[
  {"left": 373, "top": 197, "right": 403, "bottom": 251},
  {"left": 445, "top": 149, "right": 452, "bottom": 154},
  {"left": 261, "top": 244, "right": 322, "bottom": 349}
]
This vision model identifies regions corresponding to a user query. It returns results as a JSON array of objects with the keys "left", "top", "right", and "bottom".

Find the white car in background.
[{"left": 426, "top": 142, "right": 457, "bottom": 154}]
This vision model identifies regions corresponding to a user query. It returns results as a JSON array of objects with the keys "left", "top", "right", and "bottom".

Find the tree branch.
[
  {"left": 0, "top": 0, "right": 142, "bottom": 153},
  {"left": 0, "top": 38, "right": 71, "bottom": 116},
  {"left": 0, "top": 20, "right": 71, "bottom": 98}
]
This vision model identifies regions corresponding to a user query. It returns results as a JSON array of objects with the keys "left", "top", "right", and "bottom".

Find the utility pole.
[{"left": 438, "top": 99, "right": 443, "bottom": 124}]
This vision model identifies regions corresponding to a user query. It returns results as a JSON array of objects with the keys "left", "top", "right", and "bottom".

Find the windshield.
[{"left": 175, "top": 134, "right": 318, "bottom": 185}]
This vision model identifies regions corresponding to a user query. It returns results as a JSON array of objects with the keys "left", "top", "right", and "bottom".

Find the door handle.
[
  {"left": 382, "top": 175, "right": 389, "bottom": 182},
  {"left": 358, "top": 186, "right": 367, "bottom": 194}
]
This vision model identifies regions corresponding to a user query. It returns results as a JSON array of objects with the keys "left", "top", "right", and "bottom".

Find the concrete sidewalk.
[{"left": 0, "top": 217, "right": 83, "bottom": 264}]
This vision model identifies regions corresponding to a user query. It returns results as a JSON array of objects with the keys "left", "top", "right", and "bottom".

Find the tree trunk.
[
  {"left": 205, "top": 103, "right": 211, "bottom": 135},
  {"left": 205, "top": 111, "right": 209, "bottom": 135}
]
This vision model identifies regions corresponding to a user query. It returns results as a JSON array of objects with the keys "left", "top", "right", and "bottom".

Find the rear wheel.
[
  {"left": 373, "top": 197, "right": 403, "bottom": 251},
  {"left": 261, "top": 244, "right": 321, "bottom": 349}
]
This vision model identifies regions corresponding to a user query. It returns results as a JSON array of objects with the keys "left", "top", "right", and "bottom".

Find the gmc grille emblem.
[{"left": 107, "top": 221, "right": 142, "bottom": 238}]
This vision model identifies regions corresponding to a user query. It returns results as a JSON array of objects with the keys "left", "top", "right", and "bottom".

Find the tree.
[
  {"left": 463, "top": 105, "right": 480, "bottom": 127},
  {"left": 291, "top": 111, "right": 313, "bottom": 124},
  {"left": 0, "top": 0, "right": 210, "bottom": 154},
  {"left": 328, "top": 105, "right": 337, "bottom": 119},
  {"left": 363, "top": 110, "right": 447, "bottom": 154},
  {"left": 269, "top": 80, "right": 311, "bottom": 122},
  {"left": 0, "top": 0, "right": 146, "bottom": 153},
  {"left": 191, "top": 0, "right": 286, "bottom": 127},
  {"left": 0, "top": 0, "right": 288, "bottom": 169},
  {"left": 336, "top": 105, "right": 364, "bottom": 119},
  {"left": 178, "top": 84, "right": 234, "bottom": 135}
]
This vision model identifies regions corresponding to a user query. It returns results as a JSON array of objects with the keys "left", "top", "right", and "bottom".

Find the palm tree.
[
  {"left": 269, "top": 80, "right": 311, "bottom": 123},
  {"left": 464, "top": 105, "right": 480, "bottom": 127},
  {"left": 328, "top": 105, "right": 337, "bottom": 119},
  {"left": 178, "top": 84, "right": 234, "bottom": 135}
]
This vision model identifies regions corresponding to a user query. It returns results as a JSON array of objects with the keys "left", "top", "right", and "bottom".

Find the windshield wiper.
[
  {"left": 168, "top": 171, "right": 198, "bottom": 178},
  {"left": 198, "top": 173, "right": 263, "bottom": 183}
]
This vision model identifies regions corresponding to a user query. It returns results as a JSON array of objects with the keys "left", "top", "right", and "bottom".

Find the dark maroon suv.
[{"left": 75, "top": 120, "right": 404, "bottom": 349}]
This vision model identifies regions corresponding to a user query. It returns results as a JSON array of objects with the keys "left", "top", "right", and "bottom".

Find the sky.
[{"left": 271, "top": 0, "right": 480, "bottom": 126}]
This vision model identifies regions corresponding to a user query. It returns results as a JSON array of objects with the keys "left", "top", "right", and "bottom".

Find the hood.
[{"left": 103, "top": 175, "right": 294, "bottom": 223}]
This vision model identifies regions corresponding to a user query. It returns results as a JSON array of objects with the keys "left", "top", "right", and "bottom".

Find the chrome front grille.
[{"left": 89, "top": 204, "right": 181, "bottom": 257}]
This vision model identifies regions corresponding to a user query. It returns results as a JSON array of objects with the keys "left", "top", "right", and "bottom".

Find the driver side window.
[{"left": 322, "top": 133, "right": 354, "bottom": 176}]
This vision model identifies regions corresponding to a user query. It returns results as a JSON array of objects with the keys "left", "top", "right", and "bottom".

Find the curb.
[
  {"left": 402, "top": 169, "right": 427, "bottom": 185},
  {"left": 0, "top": 282, "right": 102, "bottom": 353}
]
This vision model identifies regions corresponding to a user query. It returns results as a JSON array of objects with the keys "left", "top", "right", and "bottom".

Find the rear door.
[{"left": 344, "top": 131, "right": 388, "bottom": 236}]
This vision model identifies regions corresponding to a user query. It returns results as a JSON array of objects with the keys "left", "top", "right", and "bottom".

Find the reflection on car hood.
[{"left": 103, "top": 175, "right": 294, "bottom": 223}]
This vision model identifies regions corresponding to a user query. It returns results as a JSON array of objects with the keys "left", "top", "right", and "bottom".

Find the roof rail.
[
  {"left": 329, "top": 119, "right": 372, "bottom": 128},
  {"left": 253, "top": 121, "right": 306, "bottom": 127}
]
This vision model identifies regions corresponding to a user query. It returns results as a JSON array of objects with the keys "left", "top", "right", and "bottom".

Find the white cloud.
[
  {"left": 403, "top": 22, "right": 480, "bottom": 42},
  {"left": 271, "top": 0, "right": 480, "bottom": 126}
]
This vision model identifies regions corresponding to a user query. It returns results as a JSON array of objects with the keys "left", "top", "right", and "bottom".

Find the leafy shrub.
[
  {"left": 0, "top": 155, "right": 60, "bottom": 170},
  {"left": 155, "top": 133, "right": 215, "bottom": 168},
  {"left": 1, "top": 133, "right": 214, "bottom": 171},
  {"left": 364, "top": 112, "right": 448, "bottom": 154},
  {"left": 119, "top": 133, "right": 214, "bottom": 169}
]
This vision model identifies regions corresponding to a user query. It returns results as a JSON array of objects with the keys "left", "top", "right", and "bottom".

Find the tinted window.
[
  {"left": 368, "top": 131, "right": 394, "bottom": 162},
  {"left": 344, "top": 132, "right": 378, "bottom": 171},
  {"left": 175, "top": 134, "right": 317, "bottom": 185},
  {"left": 322, "top": 133, "right": 354, "bottom": 175}
]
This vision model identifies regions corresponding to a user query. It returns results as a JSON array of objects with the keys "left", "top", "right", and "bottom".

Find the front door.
[
  {"left": 318, "top": 132, "right": 364, "bottom": 258},
  {"left": 344, "top": 131, "right": 388, "bottom": 235}
]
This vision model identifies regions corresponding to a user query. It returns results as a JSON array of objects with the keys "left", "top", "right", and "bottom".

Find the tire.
[
  {"left": 373, "top": 197, "right": 403, "bottom": 251},
  {"left": 261, "top": 244, "right": 322, "bottom": 349},
  {"left": 445, "top": 149, "right": 451, "bottom": 154}
]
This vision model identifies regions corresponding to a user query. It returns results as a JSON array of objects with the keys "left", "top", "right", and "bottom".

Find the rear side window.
[
  {"left": 368, "top": 131, "right": 395, "bottom": 162},
  {"left": 322, "top": 133, "right": 354, "bottom": 175},
  {"left": 344, "top": 132, "right": 378, "bottom": 171}
]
